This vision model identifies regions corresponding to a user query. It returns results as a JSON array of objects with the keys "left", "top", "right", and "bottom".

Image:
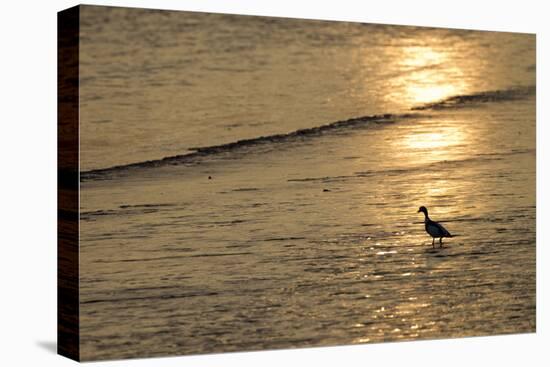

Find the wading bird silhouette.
[{"left": 417, "top": 206, "right": 452, "bottom": 248}]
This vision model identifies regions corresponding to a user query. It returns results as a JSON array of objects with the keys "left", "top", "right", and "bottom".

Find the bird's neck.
[{"left": 423, "top": 212, "right": 430, "bottom": 222}]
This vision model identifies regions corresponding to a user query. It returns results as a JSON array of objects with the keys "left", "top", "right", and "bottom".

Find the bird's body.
[{"left": 418, "top": 206, "right": 452, "bottom": 248}]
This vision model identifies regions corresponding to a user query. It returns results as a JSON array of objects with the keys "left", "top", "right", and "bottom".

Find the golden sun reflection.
[
  {"left": 393, "top": 123, "right": 469, "bottom": 166},
  {"left": 386, "top": 45, "right": 470, "bottom": 107},
  {"left": 402, "top": 126, "right": 466, "bottom": 151},
  {"left": 423, "top": 179, "right": 451, "bottom": 198},
  {"left": 401, "top": 47, "right": 446, "bottom": 67},
  {"left": 419, "top": 178, "right": 456, "bottom": 218},
  {"left": 405, "top": 84, "right": 458, "bottom": 106}
]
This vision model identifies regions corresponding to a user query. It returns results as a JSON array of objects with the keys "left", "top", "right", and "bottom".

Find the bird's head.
[{"left": 418, "top": 206, "right": 428, "bottom": 215}]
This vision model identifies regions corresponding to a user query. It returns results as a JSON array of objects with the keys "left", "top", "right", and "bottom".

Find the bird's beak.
[{"left": 417, "top": 209, "right": 420, "bottom": 213}]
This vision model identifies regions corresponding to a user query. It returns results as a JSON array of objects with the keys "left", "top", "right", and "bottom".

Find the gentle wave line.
[
  {"left": 81, "top": 113, "right": 421, "bottom": 181},
  {"left": 81, "top": 85, "right": 535, "bottom": 181}
]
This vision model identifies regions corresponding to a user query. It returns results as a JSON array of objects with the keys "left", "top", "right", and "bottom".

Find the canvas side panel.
[{"left": 57, "top": 5, "right": 80, "bottom": 362}]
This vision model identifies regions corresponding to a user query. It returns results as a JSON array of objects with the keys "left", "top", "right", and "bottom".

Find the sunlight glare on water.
[
  {"left": 384, "top": 44, "right": 471, "bottom": 108},
  {"left": 402, "top": 126, "right": 467, "bottom": 151}
]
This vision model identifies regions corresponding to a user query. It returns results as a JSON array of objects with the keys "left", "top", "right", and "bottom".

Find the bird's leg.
[
  {"left": 439, "top": 237, "right": 443, "bottom": 248},
  {"left": 432, "top": 238, "right": 435, "bottom": 248}
]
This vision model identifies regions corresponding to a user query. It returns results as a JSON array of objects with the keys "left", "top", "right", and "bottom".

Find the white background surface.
[{"left": 0, "top": 0, "right": 547, "bottom": 365}]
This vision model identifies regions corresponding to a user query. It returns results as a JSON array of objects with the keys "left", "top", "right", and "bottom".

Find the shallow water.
[
  {"left": 80, "top": 95, "right": 535, "bottom": 360},
  {"left": 77, "top": 6, "right": 535, "bottom": 362}
]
